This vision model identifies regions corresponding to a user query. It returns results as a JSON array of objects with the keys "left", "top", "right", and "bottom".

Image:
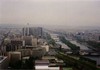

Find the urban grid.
[{"left": 0, "top": 0, "right": 100, "bottom": 70}]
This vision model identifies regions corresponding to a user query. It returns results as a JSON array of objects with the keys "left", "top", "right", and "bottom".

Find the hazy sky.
[{"left": 0, "top": 0, "right": 100, "bottom": 29}]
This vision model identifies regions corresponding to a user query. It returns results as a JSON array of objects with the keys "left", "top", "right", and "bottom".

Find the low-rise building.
[
  {"left": 35, "top": 59, "right": 60, "bottom": 70},
  {"left": 0, "top": 56, "right": 9, "bottom": 69}
]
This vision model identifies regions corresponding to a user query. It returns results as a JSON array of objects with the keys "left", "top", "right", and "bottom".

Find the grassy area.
[
  {"left": 59, "top": 36, "right": 80, "bottom": 54},
  {"left": 63, "top": 68, "right": 73, "bottom": 70},
  {"left": 56, "top": 52, "right": 99, "bottom": 70},
  {"left": 46, "top": 33, "right": 56, "bottom": 45}
]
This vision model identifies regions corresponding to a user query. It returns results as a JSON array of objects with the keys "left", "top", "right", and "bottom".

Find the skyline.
[{"left": 0, "top": 0, "right": 100, "bottom": 29}]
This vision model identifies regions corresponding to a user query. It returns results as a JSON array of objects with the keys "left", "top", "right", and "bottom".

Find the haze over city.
[
  {"left": 0, "top": 0, "right": 100, "bottom": 70},
  {"left": 0, "top": 0, "right": 100, "bottom": 30}
]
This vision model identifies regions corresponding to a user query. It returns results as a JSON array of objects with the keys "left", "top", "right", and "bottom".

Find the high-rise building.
[
  {"left": 22, "top": 23, "right": 30, "bottom": 36},
  {"left": 22, "top": 27, "right": 29, "bottom": 36},
  {"left": 23, "top": 27, "right": 43, "bottom": 38},
  {"left": 29, "top": 27, "right": 43, "bottom": 38},
  {"left": 22, "top": 36, "right": 33, "bottom": 46},
  {"left": 36, "top": 27, "right": 43, "bottom": 38}
]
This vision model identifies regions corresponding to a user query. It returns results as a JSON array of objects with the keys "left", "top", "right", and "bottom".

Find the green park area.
[
  {"left": 56, "top": 52, "right": 100, "bottom": 70},
  {"left": 59, "top": 36, "right": 80, "bottom": 54},
  {"left": 63, "top": 68, "right": 73, "bottom": 70}
]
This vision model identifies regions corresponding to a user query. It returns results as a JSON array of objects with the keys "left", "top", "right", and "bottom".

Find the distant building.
[
  {"left": 32, "top": 38, "right": 38, "bottom": 47},
  {"left": 31, "top": 47, "right": 46, "bottom": 58},
  {"left": 22, "top": 36, "right": 33, "bottom": 46},
  {"left": 75, "top": 32, "right": 100, "bottom": 41},
  {"left": 22, "top": 27, "right": 29, "bottom": 36},
  {"left": 41, "top": 45, "right": 49, "bottom": 52},
  {"left": 22, "top": 27, "right": 43, "bottom": 38},
  {"left": 22, "top": 36, "right": 39, "bottom": 47},
  {"left": 18, "top": 49, "right": 31, "bottom": 57},
  {"left": 29, "top": 27, "right": 43, "bottom": 38},
  {"left": 3, "top": 38, "right": 22, "bottom": 54},
  {"left": 38, "top": 38, "right": 45, "bottom": 45},
  {"left": 17, "top": 47, "right": 46, "bottom": 58},
  {"left": 11, "top": 38, "right": 23, "bottom": 50}
]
